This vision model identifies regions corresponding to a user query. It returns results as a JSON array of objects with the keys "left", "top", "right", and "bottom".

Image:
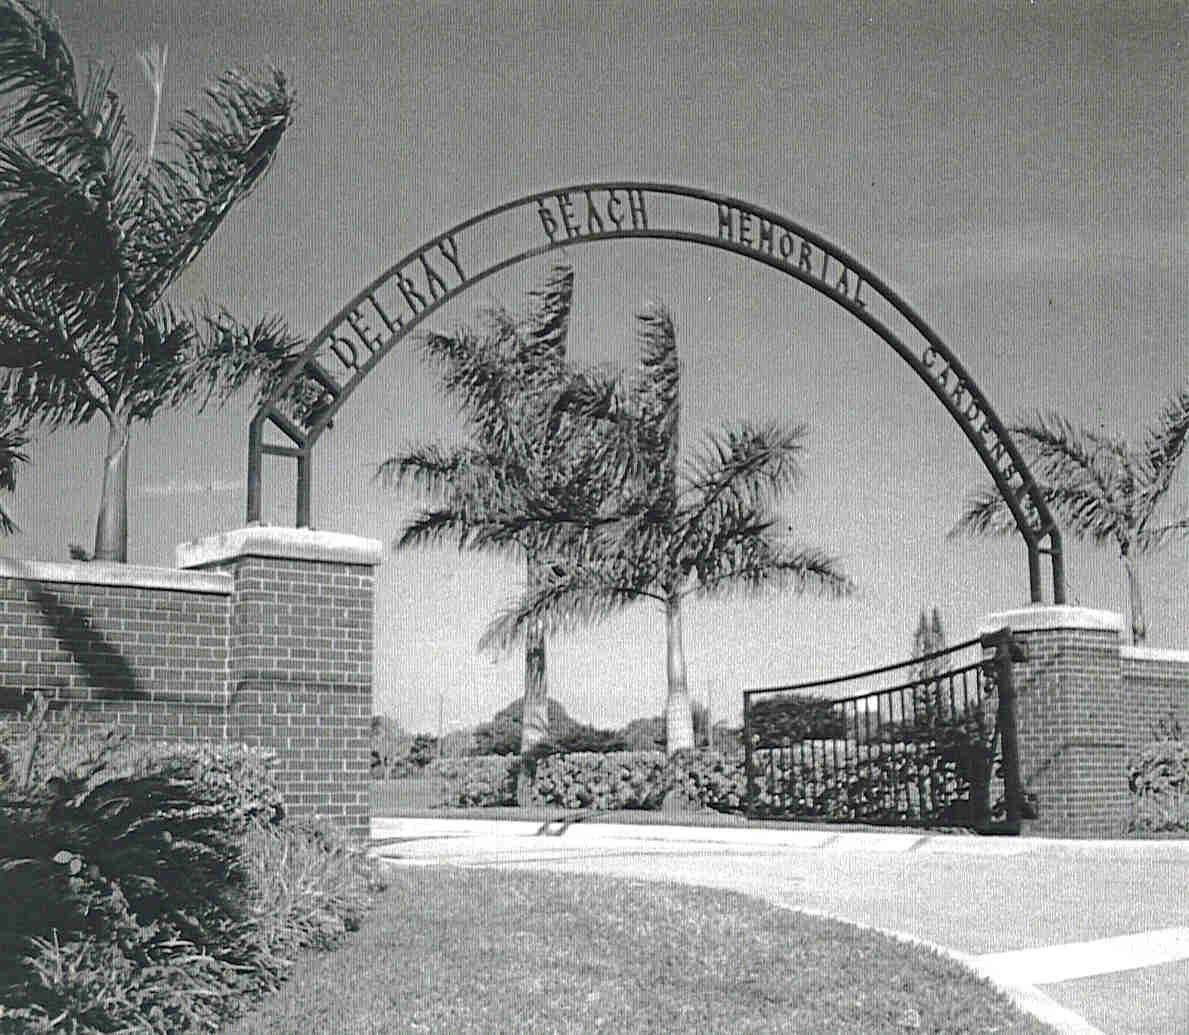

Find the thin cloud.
[{"left": 140, "top": 479, "right": 241, "bottom": 497}]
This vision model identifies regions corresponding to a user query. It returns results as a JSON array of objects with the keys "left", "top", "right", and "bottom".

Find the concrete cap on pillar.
[
  {"left": 176, "top": 526, "right": 384, "bottom": 570},
  {"left": 979, "top": 604, "right": 1125, "bottom": 637}
]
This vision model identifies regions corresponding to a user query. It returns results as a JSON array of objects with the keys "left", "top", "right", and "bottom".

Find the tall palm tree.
[
  {"left": 481, "top": 303, "right": 854, "bottom": 752},
  {"left": 950, "top": 390, "right": 1189, "bottom": 644},
  {"left": 378, "top": 267, "right": 631, "bottom": 766},
  {"left": 0, "top": 1, "right": 303, "bottom": 561}
]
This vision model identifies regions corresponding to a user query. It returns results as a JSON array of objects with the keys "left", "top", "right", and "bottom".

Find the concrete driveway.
[{"left": 370, "top": 818, "right": 1189, "bottom": 1035}]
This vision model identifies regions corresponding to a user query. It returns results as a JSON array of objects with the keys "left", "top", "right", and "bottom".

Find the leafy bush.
[
  {"left": 241, "top": 818, "right": 389, "bottom": 959},
  {"left": 429, "top": 754, "right": 519, "bottom": 806},
  {"left": 672, "top": 750, "right": 748, "bottom": 812},
  {"left": 747, "top": 692, "right": 845, "bottom": 745},
  {"left": 745, "top": 736, "right": 996, "bottom": 825},
  {"left": 429, "top": 749, "right": 749, "bottom": 814},
  {"left": 0, "top": 753, "right": 282, "bottom": 1029},
  {"left": 0, "top": 694, "right": 361, "bottom": 1033},
  {"left": 526, "top": 751, "right": 671, "bottom": 810},
  {"left": 1128, "top": 727, "right": 1189, "bottom": 834}
]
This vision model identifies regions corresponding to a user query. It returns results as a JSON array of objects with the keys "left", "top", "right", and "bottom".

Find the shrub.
[
  {"left": 526, "top": 751, "right": 671, "bottom": 810},
  {"left": 240, "top": 818, "right": 389, "bottom": 960},
  {"left": 673, "top": 750, "right": 748, "bottom": 813},
  {"left": 748, "top": 692, "right": 845, "bottom": 745},
  {"left": 431, "top": 754, "right": 519, "bottom": 806},
  {"left": 0, "top": 758, "right": 278, "bottom": 1027},
  {"left": 429, "top": 750, "right": 749, "bottom": 814},
  {"left": 1129, "top": 729, "right": 1189, "bottom": 834},
  {"left": 0, "top": 695, "right": 298, "bottom": 1032}
]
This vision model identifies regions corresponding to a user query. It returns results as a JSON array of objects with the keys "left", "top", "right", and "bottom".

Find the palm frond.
[
  {"left": 0, "top": 3, "right": 82, "bottom": 151},
  {"left": 398, "top": 507, "right": 482, "bottom": 552},
  {"left": 0, "top": 418, "right": 29, "bottom": 534},
  {"left": 0, "top": 5, "right": 141, "bottom": 308},
  {"left": 630, "top": 302, "right": 680, "bottom": 476},
  {"left": 1010, "top": 412, "right": 1128, "bottom": 508},
  {"left": 949, "top": 483, "right": 1033, "bottom": 539},
  {"left": 520, "top": 263, "right": 573, "bottom": 364},
  {"left": 376, "top": 443, "right": 489, "bottom": 496},
  {"left": 1137, "top": 387, "right": 1189, "bottom": 530},
  {"left": 0, "top": 278, "right": 103, "bottom": 425},
  {"left": 478, "top": 565, "right": 660, "bottom": 653},
  {"left": 949, "top": 476, "right": 1127, "bottom": 548},
  {"left": 130, "top": 67, "right": 293, "bottom": 302},
  {"left": 1135, "top": 514, "right": 1189, "bottom": 556},
  {"left": 688, "top": 535, "right": 854, "bottom": 602},
  {"left": 680, "top": 420, "right": 807, "bottom": 508},
  {"left": 187, "top": 307, "right": 308, "bottom": 415}
]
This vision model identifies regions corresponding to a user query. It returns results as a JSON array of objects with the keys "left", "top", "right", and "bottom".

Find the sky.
[{"left": 8, "top": 1, "right": 1189, "bottom": 734}]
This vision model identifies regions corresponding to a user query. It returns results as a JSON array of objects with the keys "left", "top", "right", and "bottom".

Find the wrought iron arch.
[{"left": 248, "top": 182, "right": 1065, "bottom": 604}]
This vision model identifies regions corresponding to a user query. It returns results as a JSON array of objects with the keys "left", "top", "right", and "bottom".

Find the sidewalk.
[{"left": 370, "top": 817, "right": 1189, "bottom": 1035}]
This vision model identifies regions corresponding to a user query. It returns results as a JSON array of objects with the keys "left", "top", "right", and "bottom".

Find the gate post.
[
  {"left": 178, "top": 527, "right": 382, "bottom": 844},
  {"left": 979, "top": 606, "right": 1129, "bottom": 838},
  {"left": 979, "top": 627, "right": 1027, "bottom": 831}
]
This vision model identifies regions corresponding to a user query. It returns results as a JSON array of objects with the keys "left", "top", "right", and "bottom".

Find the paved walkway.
[{"left": 369, "top": 818, "right": 1189, "bottom": 1035}]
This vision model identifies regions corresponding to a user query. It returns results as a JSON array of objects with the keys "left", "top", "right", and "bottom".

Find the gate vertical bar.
[
  {"left": 982, "top": 627, "right": 1027, "bottom": 831},
  {"left": 743, "top": 692, "right": 755, "bottom": 819}
]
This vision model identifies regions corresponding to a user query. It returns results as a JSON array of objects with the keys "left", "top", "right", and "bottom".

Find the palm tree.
[
  {"left": 0, "top": 2, "right": 303, "bottom": 561},
  {"left": 377, "top": 267, "right": 631, "bottom": 766},
  {"left": 481, "top": 303, "right": 855, "bottom": 752},
  {"left": 950, "top": 390, "right": 1189, "bottom": 644}
]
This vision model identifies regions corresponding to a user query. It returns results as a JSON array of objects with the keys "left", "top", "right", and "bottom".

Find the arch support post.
[
  {"left": 246, "top": 418, "right": 263, "bottom": 525},
  {"left": 296, "top": 451, "right": 312, "bottom": 529}
]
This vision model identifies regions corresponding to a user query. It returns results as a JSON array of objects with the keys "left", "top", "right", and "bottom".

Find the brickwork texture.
[{"left": 985, "top": 607, "right": 1189, "bottom": 838}]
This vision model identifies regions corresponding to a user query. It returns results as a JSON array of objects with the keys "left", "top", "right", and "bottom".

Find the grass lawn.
[{"left": 226, "top": 865, "right": 1057, "bottom": 1034}]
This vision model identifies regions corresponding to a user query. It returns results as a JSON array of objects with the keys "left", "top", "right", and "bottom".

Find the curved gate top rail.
[{"left": 248, "top": 181, "right": 1065, "bottom": 604}]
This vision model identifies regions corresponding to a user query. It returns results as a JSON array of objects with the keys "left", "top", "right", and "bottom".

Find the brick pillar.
[
  {"left": 979, "top": 606, "right": 1129, "bottom": 838},
  {"left": 178, "top": 528, "right": 381, "bottom": 843}
]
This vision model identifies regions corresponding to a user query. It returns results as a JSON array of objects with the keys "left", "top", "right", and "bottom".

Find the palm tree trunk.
[
  {"left": 1124, "top": 554, "right": 1146, "bottom": 645},
  {"left": 518, "top": 554, "right": 550, "bottom": 804},
  {"left": 92, "top": 412, "right": 130, "bottom": 562},
  {"left": 664, "top": 595, "right": 694, "bottom": 752}
]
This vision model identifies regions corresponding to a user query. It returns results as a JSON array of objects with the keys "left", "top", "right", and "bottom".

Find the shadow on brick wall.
[{"left": 0, "top": 578, "right": 138, "bottom": 713}]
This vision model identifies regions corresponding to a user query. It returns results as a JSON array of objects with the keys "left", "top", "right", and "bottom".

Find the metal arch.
[{"left": 247, "top": 181, "right": 1065, "bottom": 605}]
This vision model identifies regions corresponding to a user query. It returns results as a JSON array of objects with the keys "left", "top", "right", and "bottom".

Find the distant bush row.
[
  {"left": 426, "top": 750, "right": 747, "bottom": 812},
  {"left": 426, "top": 721, "right": 1001, "bottom": 824},
  {"left": 372, "top": 697, "right": 742, "bottom": 776}
]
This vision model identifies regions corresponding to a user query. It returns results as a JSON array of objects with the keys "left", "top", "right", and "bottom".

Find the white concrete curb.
[{"left": 370, "top": 816, "right": 1189, "bottom": 856}]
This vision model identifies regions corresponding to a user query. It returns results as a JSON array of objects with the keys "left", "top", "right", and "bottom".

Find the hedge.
[{"left": 431, "top": 736, "right": 995, "bottom": 824}]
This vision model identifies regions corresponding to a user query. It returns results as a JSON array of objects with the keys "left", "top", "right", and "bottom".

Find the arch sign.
[{"left": 249, "top": 182, "right": 1065, "bottom": 604}]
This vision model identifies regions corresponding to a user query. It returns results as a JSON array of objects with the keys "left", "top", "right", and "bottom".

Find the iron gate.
[{"left": 742, "top": 629, "right": 1026, "bottom": 832}]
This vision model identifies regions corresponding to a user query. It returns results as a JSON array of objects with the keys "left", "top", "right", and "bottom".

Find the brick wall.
[
  {"left": 0, "top": 528, "right": 381, "bottom": 843},
  {"left": 1121, "top": 646, "right": 1189, "bottom": 744},
  {"left": 0, "top": 561, "right": 232, "bottom": 740}
]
